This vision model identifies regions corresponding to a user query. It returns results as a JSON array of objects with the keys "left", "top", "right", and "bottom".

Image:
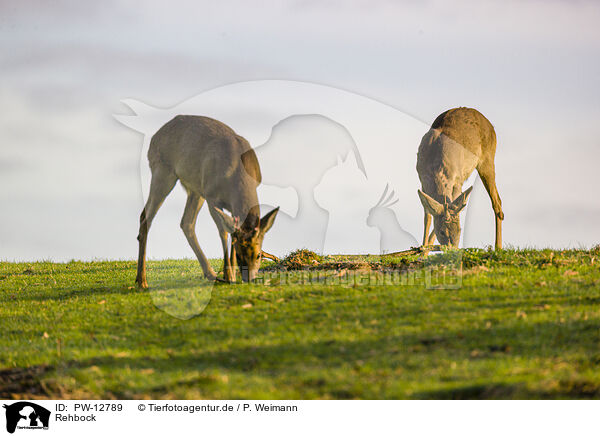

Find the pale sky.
[{"left": 1, "top": 0, "right": 599, "bottom": 261}]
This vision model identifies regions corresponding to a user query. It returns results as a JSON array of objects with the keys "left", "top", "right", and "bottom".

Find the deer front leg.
[
  {"left": 422, "top": 211, "right": 432, "bottom": 246},
  {"left": 229, "top": 241, "right": 237, "bottom": 282},
  {"left": 427, "top": 229, "right": 436, "bottom": 246},
  {"left": 181, "top": 193, "right": 218, "bottom": 281},
  {"left": 209, "top": 205, "right": 236, "bottom": 283},
  {"left": 217, "top": 229, "right": 235, "bottom": 283}
]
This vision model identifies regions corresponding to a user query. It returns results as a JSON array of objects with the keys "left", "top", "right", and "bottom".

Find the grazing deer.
[
  {"left": 136, "top": 115, "right": 279, "bottom": 287},
  {"left": 366, "top": 184, "right": 417, "bottom": 253},
  {"left": 416, "top": 107, "right": 504, "bottom": 249}
]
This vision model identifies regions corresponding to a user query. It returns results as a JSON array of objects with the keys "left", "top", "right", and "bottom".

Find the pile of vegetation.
[
  {"left": 276, "top": 249, "right": 324, "bottom": 270},
  {"left": 264, "top": 248, "right": 422, "bottom": 271}
]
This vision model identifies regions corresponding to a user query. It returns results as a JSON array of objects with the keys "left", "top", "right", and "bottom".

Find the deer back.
[
  {"left": 148, "top": 115, "right": 261, "bottom": 218},
  {"left": 417, "top": 107, "right": 495, "bottom": 200}
]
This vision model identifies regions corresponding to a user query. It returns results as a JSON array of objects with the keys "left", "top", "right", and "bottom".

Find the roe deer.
[
  {"left": 416, "top": 107, "right": 504, "bottom": 249},
  {"left": 136, "top": 115, "right": 279, "bottom": 287}
]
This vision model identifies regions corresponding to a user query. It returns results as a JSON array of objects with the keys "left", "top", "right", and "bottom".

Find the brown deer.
[
  {"left": 416, "top": 107, "right": 504, "bottom": 249},
  {"left": 136, "top": 115, "right": 279, "bottom": 287}
]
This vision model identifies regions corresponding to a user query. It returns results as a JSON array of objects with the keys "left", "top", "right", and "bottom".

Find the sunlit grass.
[{"left": 1, "top": 247, "right": 599, "bottom": 399}]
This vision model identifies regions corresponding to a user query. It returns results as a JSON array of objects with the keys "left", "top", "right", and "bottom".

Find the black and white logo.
[{"left": 3, "top": 402, "right": 50, "bottom": 434}]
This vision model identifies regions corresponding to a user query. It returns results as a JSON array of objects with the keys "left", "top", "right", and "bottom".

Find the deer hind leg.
[
  {"left": 477, "top": 161, "right": 504, "bottom": 250},
  {"left": 180, "top": 192, "right": 218, "bottom": 281},
  {"left": 137, "top": 168, "right": 178, "bottom": 288},
  {"left": 208, "top": 204, "right": 235, "bottom": 283}
]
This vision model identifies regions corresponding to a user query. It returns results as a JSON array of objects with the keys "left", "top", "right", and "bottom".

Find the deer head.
[
  {"left": 211, "top": 206, "right": 279, "bottom": 282},
  {"left": 366, "top": 184, "right": 399, "bottom": 228},
  {"left": 417, "top": 186, "right": 473, "bottom": 247}
]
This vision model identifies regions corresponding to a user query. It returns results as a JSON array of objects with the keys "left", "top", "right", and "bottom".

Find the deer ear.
[
  {"left": 418, "top": 190, "right": 444, "bottom": 215},
  {"left": 259, "top": 207, "right": 279, "bottom": 234},
  {"left": 211, "top": 206, "right": 238, "bottom": 233},
  {"left": 451, "top": 185, "right": 473, "bottom": 212}
]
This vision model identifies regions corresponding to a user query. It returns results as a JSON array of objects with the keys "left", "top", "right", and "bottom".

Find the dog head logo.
[{"left": 3, "top": 402, "right": 50, "bottom": 434}]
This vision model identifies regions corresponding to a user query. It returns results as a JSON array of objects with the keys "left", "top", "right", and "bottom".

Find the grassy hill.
[{"left": 1, "top": 247, "right": 599, "bottom": 399}]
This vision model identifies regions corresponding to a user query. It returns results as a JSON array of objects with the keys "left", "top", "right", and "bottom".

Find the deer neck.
[
  {"left": 231, "top": 184, "right": 260, "bottom": 229},
  {"left": 422, "top": 173, "right": 456, "bottom": 203}
]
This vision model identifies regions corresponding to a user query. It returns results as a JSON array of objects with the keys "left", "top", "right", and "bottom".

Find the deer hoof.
[{"left": 223, "top": 271, "right": 236, "bottom": 283}]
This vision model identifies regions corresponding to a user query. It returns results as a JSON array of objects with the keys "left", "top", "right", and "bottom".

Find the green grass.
[{"left": 1, "top": 247, "right": 599, "bottom": 399}]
